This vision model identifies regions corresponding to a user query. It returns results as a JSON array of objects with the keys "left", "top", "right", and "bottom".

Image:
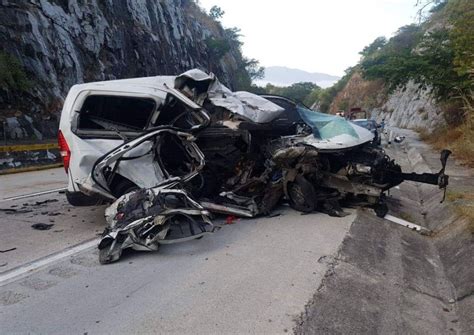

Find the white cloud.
[{"left": 198, "top": 0, "right": 418, "bottom": 76}]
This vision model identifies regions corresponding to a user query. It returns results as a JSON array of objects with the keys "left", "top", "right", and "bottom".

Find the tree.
[
  {"left": 205, "top": 38, "right": 230, "bottom": 59},
  {"left": 360, "top": 36, "right": 387, "bottom": 58},
  {"left": 360, "top": 24, "right": 425, "bottom": 92},
  {"left": 263, "top": 82, "right": 320, "bottom": 104},
  {"left": 224, "top": 27, "right": 243, "bottom": 47},
  {"left": 445, "top": 0, "right": 474, "bottom": 77},
  {"left": 244, "top": 58, "right": 264, "bottom": 80},
  {"left": 209, "top": 5, "right": 225, "bottom": 19}
]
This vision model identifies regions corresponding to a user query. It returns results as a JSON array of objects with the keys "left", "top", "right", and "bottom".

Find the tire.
[
  {"left": 287, "top": 175, "right": 316, "bottom": 213},
  {"left": 66, "top": 191, "right": 103, "bottom": 206}
]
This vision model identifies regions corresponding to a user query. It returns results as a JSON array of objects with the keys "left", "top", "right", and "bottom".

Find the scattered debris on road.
[
  {"left": 383, "top": 214, "right": 432, "bottom": 235},
  {"left": 31, "top": 223, "right": 54, "bottom": 231},
  {"left": 0, "top": 248, "right": 17, "bottom": 253},
  {"left": 0, "top": 208, "right": 33, "bottom": 214},
  {"left": 394, "top": 136, "right": 406, "bottom": 143},
  {"left": 32, "top": 199, "right": 58, "bottom": 206},
  {"left": 99, "top": 188, "right": 218, "bottom": 264}
]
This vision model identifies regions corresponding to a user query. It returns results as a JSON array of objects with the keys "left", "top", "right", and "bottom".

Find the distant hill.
[{"left": 255, "top": 66, "right": 340, "bottom": 88}]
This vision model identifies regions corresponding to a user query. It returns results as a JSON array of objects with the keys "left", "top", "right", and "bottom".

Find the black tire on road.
[
  {"left": 66, "top": 191, "right": 103, "bottom": 206},
  {"left": 287, "top": 175, "right": 316, "bottom": 213}
]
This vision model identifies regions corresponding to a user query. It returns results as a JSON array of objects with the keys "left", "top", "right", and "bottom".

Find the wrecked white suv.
[
  {"left": 58, "top": 75, "right": 210, "bottom": 205},
  {"left": 58, "top": 69, "right": 451, "bottom": 263}
]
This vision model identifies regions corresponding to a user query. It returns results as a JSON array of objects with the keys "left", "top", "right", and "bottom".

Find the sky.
[{"left": 198, "top": 0, "right": 420, "bottom": 77}]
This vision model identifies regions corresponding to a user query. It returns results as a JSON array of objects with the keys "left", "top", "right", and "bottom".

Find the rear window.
[{"left": 78, "top": 95, "right": 156, "bottom": 131}]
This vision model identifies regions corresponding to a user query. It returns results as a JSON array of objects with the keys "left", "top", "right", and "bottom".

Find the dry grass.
[
  {"left": 446, "top": 190, "right": 474, "bottom": 233},
  {"left": 446, "top": 190, "right": 474, "bottom": 202},
  {"left": 421, "top": 126, "right": 474, "bottom": 232},
  {"left": 399, "top": 212, "right": 415, "bottom": 223},
  {"left": 418, "top": 123, "right": 474, "bottom": 167}
]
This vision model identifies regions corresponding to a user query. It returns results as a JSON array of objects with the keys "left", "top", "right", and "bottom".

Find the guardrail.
[
  {"left": 0, "top": 141, "right": 62, "bottom": 175},
  {"left": 0, "top": 142, "right": 58, "bottom": 153}
]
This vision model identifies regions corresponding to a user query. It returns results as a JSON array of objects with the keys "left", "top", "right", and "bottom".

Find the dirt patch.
[{"left": 19, "top": 277, "right": 57, "bottom": 291}]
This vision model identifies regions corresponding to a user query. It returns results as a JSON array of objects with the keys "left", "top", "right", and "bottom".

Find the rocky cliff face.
[
  {"left": 0, "top": 0, "right": 243, "bottom": 114},
  {"left": 329, "top": 72, "right": 386, "bottom": 115},
  {"left": 370, "top": 81, "right": 446, "bottom": 130},
  {"left": 330, "top": 72, "right": 446, "bottom": 131}
]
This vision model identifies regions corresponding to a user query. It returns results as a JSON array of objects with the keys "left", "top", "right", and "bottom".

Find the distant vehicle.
[
  {"left": 351, "top": 119, "right": 381, "bottom": 145},
  {"left": 347, "top": 107, "right": 367, "bottom": 120}
]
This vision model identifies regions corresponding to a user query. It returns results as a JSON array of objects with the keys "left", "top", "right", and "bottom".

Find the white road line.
[
  {"left": 384, "top": 214, "right": 431, "bottom": 234},
  {"left": 0, "top": 238, "right": 99, "bottom": 287},
  {"left": 0, "top": 187, "right": 67, "bottom": 203}
]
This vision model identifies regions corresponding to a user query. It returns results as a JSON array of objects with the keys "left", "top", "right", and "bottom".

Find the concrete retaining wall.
[{"left": 0, "top": 143, "right": 61, "bottom": 174}]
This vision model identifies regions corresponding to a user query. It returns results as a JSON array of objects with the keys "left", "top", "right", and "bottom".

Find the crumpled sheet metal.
[
  {"left": 92, "top": 69, "right": 451, "bottom": 265},
  {"left": 92, "top": 128, "right": 204, "bottom": 194},
  {"left": 175, "top": 68, "right": 285, "bottom": 123},
  {"left": 98, "top": 187, "right": 217, "bottom": 264}
]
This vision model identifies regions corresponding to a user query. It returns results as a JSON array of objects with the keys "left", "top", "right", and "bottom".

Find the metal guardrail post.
[{"left": 2, "top": 121, "right": 6, "bottom": 146}]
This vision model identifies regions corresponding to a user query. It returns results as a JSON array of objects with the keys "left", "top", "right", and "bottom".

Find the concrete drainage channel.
[{"left": 295, "top": 129, "right": 473, "bottom": 334}]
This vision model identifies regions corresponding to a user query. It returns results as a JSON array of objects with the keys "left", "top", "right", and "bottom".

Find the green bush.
[{"left": 0, "top": 52, "right": 30, "bottom": 94}]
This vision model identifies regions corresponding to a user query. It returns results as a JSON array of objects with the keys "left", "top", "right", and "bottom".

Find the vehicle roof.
[
  {"left": 65, "top": 76, "right": 179, "bottom": 103},
  {"left": 71, "top": 75, "right": 177, "bottom": 91}
]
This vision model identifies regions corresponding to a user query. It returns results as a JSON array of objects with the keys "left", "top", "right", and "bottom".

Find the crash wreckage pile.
[{"left": 94, "top": 69, "right": 450, "bottom": 264}]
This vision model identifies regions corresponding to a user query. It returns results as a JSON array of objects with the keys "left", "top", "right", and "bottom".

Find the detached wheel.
[{"left": 287, "top": 175, "right": 316, "bottom": 213}]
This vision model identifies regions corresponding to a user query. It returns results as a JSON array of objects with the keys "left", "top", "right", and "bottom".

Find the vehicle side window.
[{"left": 78, "top": 95, "right": 155, "bottom": 131}]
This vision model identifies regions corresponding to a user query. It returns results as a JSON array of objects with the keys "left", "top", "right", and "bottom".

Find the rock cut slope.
[{"left": 0, "top": 0, "right": 244, "bottom": 112}]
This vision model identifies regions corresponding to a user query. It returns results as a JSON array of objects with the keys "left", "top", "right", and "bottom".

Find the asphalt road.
[
  {"left": 0, "top": 168, "right": 104, "bottom": 272},
  {"left": 0, "top": 169, "right": 355, "bottom": 334},
  {"left": 0, "top": 168, "right": 66, "bottom": 199}
]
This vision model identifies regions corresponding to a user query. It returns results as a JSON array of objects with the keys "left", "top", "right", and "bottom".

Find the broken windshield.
[{"left": 296, "top": 106, "right": 360, "bottom": 140}]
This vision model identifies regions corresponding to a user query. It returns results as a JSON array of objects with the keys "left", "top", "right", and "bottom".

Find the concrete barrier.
[{"left": 403, "top": 133, "right": 474, "bottom": 332}]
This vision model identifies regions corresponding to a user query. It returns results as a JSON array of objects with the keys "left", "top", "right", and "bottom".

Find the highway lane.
[
  {"left": 0, "top": 168, "right": 105, "bottom": 273},
  {"left": 0, "top": 168, "right": 67, "bottom": 199},
  {"left": 1, "top": 167, "right": 355, "bottom": 333},
  {"left": 1, "top": 207, "right": 354, "bottom": 334},
  {"left": 0, "top": 191, "right": 106, "bottom": 273}
]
